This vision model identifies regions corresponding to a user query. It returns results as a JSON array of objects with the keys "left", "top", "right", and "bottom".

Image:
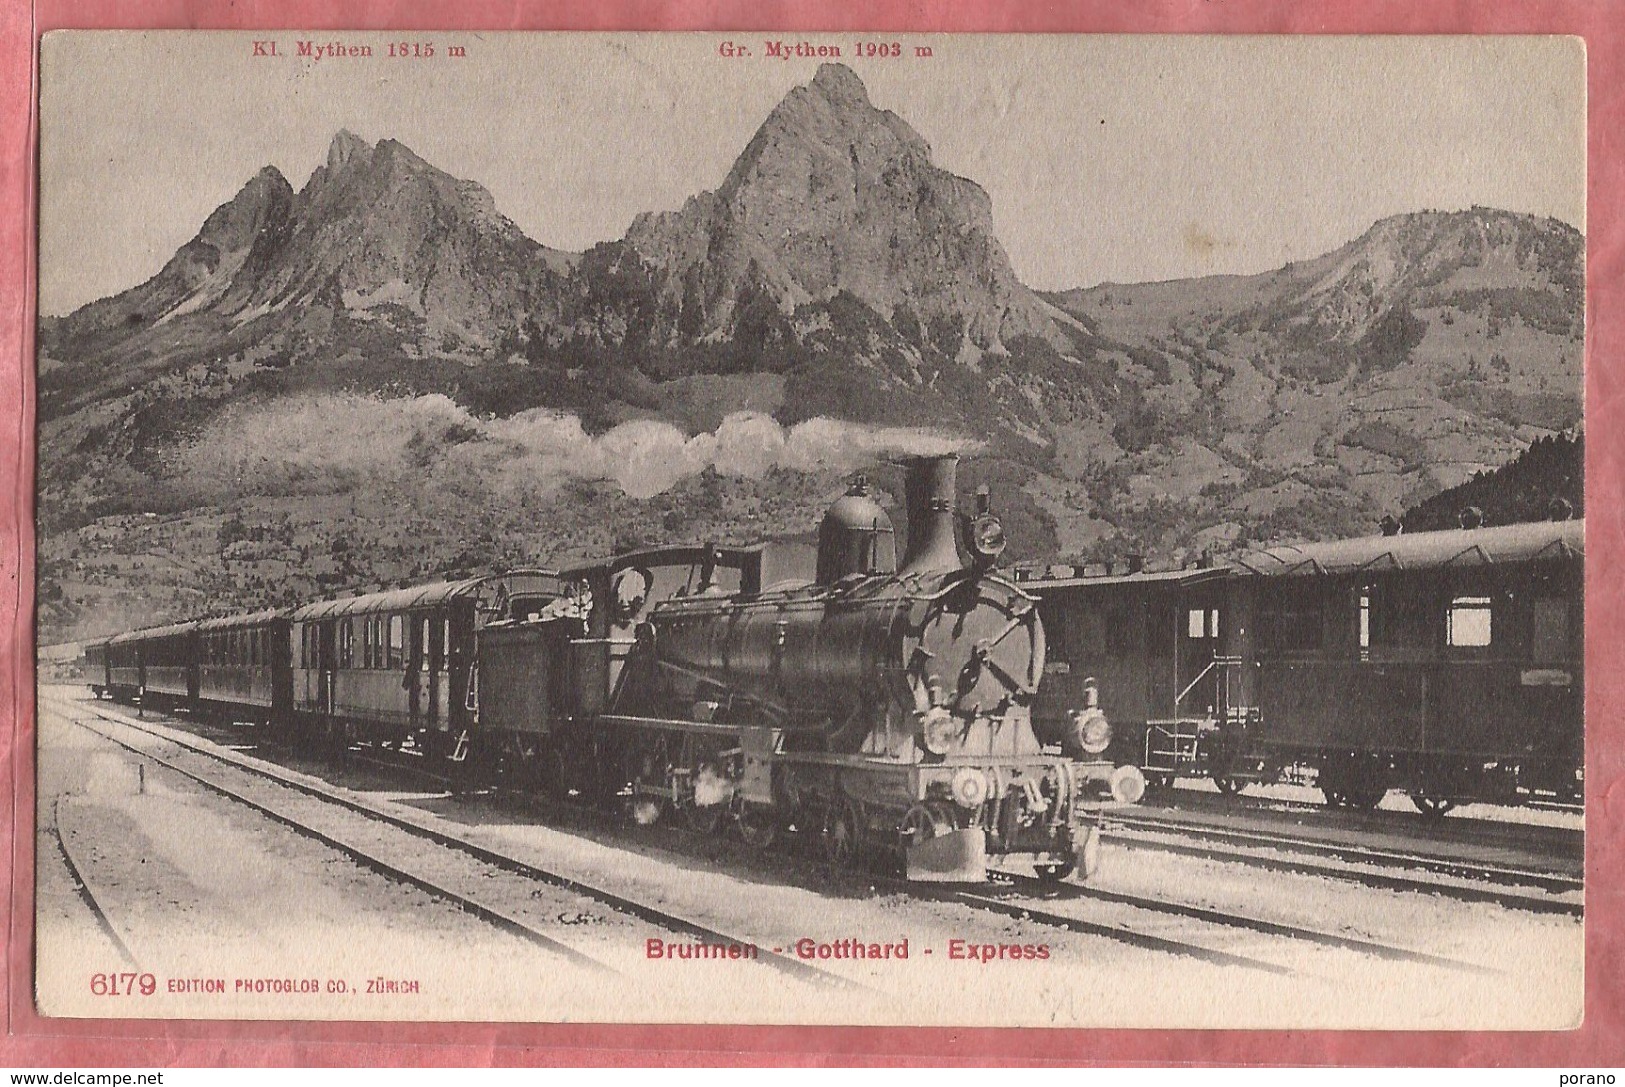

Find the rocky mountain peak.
[
  {"left": 621, "top": 63, "right": 1055, "bottom": 354},
  {"left": 326, "top": 128, "right": 371, "bottom": 169},
  {"left": 808, "top": 61, "right": 870, "bottom": 105}
]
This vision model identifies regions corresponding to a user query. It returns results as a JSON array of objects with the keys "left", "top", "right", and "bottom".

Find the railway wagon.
[
  {"left": 289, "top": 571, "right": 564, "bottom": 756},
  {"left": 196, "top": 609, "right": 292, "bottom": 723},
  {"left": 1234, "top": 516, "right": 1584, "bottom": 813},
  {"left": 1021, "top": 515, "right": 1584, "bottom": 814},
  {"left": 105, "top": 620, "right": 200, "bottom": 709},
  {"left": 1022, "top": 563, "right": 1257, "bottom": 790},
  {"left": 83, "top": 638, "right": 111, "bottom": 699}
]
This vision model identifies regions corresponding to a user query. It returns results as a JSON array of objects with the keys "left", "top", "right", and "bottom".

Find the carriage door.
[
  {"left": 1175, "top": 586, "right": 1225, "bottom": 719},
  {"left": 316, "top": 621, "right": 336, "bottom": 716},
  {"left": 428, "top": 615, "right": 448, "bottom": 730},
  {"left": 413, "top": 614, "right": 433, "bottom": 728}
]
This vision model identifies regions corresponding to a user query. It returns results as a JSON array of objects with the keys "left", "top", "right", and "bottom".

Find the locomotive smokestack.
[{"left": 899, "top": 455, "right": 965, "bottom": 576}]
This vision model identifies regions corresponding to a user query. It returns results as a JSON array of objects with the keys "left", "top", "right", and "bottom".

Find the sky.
[{"left": 37, "top": 32, "right": 1586, "bottom": 316}]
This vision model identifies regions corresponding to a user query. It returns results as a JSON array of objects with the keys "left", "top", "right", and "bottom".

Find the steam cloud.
[{"left": 179, "top": 393, "right": 980, "bottom": 500}]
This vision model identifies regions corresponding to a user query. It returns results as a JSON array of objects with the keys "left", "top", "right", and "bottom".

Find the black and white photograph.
[{"left": 32, "top": 32, "right": 1585, "bottom": 1027}]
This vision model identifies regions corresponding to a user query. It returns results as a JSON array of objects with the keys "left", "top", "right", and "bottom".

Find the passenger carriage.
[
  {"left": 289, "top": 572, "right": 563, "bottom": 756},
  {"left": 1021, "top": 515, "right": 1584, "bottom": 814},
  {"left": 196, "top": 609, "right": 292, "bottom": 724},
  {"left": 104, "top": 620, "right": 200, "bottom": 710}
]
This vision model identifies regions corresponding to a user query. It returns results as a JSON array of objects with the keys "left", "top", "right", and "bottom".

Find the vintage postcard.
[{"left": 31, "top": 31, "right": 1585, "bottom": 1029}]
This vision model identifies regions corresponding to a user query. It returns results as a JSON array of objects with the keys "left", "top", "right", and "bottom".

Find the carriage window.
[
  {"left": 1261, "top": 594, "right": 1322, "bottom": 652},
  {"left": 1186, "top": 608, "right": 1220, "bottom": 639},
  {"left": 442, "top": 619, "right": 452, "bottom": 669},
  {"left": 1371, "top": 586, "right": 1431, "bottom": 648},
  {"left": 339, "top": 620, "right": 353, "bottom": 667},
  {"left": 388, "top": 614, "right": 405, "bottom": 669},
  {"left": 1447, "top": 595, "right": 1493, "bottom": 647},
  {"left": 1532, "top": 598, "right": 1569, "bottom": 662}
]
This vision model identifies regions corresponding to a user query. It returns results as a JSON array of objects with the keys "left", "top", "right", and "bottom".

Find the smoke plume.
[{"left": 176, "top": 393, "right": 980, "bottom": 501}]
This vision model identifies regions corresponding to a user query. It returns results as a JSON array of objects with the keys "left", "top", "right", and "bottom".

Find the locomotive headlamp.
[
  {"left": 967, "top": 514, "right": 1007, "bottom": 564},
  {"left": 1067, "top": 707, "right": 1112, "bottom": 756},
  {"left": 950, "top": 766, "right": 990, "bottom": 809},
  {"left": 1110, "top": 764, "right": 1147, "bottom": 805}
]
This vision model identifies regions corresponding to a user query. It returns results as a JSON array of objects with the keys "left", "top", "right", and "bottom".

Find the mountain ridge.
[{"left": 34, "top": 64, "right": 1584, "bottom": 642}]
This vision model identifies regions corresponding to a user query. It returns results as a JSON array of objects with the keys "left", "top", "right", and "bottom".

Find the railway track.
[
  {"left": 50, "top": 696, "right": 858, "bottom": 990},
  {"left": 991, "top": 875, "right": 1494, "bottom": 973},
  {"left": 888, "top": 874, "right": 1494, "bottom": 979},
  {"left": 1107, "top": 812, "right": 1583, "bottom": 916},
  {"left": 52, "top": 795, "right": 140, "bottom": 968},
  {"left": 181, "top": 724, "right": 1306, "bottom": 968},
  {"left": 53, "top": 694, "right": 1558, "bottom": 977}
]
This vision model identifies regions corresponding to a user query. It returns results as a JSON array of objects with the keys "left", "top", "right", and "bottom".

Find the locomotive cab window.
[{"left": 1447, "top": 595, "right": 1493, "bottom": 648}]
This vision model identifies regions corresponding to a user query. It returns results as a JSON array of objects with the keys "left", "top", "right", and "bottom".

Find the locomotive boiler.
[{"left": 602, "top": 455, "right": 1143, "bottom": 882}]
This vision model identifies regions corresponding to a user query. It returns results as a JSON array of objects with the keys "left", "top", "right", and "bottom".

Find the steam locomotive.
[{"left": 82, "top": 456, "right": 1142, "bottom": 882}]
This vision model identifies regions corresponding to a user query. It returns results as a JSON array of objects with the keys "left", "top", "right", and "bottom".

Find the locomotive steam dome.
[{"left": 816, "top": 475, "right": 897, "bottom": 584}]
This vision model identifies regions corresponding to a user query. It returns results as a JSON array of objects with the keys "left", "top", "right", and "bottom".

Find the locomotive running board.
[{"left": 906, "top": 828, "right": 986, "bottom": 883}]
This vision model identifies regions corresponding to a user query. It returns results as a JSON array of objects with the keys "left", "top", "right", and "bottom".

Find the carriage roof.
[
  {"left": 289, "top": 570, "right": 564, "bottom": 621},
  {"left": 1231, "top": 518, "right": 1584, "bottom": 578},
  {"left": 196, "top": 608, "right": 291, "bottom": 632},
  {"left": 107, "top": 619, "right": 201, "bottom": 645}
]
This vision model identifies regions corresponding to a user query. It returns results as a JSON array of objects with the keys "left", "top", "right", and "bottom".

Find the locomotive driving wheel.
[
  {"left": 681, "top": 792, "right": 725, "bottom": 834},
  {"left": 822, "top": 797, "right": 862, "bottom": 867},
  {"left": 734, "top": 805, "right": 778, "bottom": 850}
]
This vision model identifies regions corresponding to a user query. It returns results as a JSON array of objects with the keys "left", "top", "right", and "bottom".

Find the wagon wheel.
[
  {"left": 898, "top": 803, "right": 952, "bottom": 848},
  {"left": 1411, "top": 794, "right": 1456, "bottom": 819},
  {"left": 1034, "top": 859, "right": 1076, "bottom": 883},
  {"left": 1213, "top": 775, "right": 1248, "bottom": 797},
  {"left": 1345, "top": 780, "right": 1388, "bottom": 811},
  {"left": 1041, "top": 824, "right": 1099, "bottom": 883},
  {"left": 735, "top": 806, "right": 778, "bottom": 850},
  {"left": 1143, "top": 772, "right": 1174, "bottom": 792},
  {"left": 822, "top": 797, "right": 862, "bottom": 867}
]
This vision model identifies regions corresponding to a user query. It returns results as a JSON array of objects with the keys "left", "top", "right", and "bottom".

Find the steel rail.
[{"left": 55, "top": 697, "right": 859, "bottom": 991}]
